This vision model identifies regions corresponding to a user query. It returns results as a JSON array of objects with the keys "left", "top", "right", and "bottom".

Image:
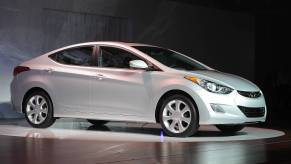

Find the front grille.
[
  {"left": 237, "top": 90, "right": 261, "bottom": 98},
  {"left": 238, "top": 106, "right": 265, "bottom": 118}
]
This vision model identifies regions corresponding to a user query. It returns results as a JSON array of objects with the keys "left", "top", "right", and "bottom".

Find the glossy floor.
[
  {"left": 0, "top": 119, "right": 284, "bottom": 142},
  {"left": 0, "top": 119, "right": 290, "bottom": 164}
]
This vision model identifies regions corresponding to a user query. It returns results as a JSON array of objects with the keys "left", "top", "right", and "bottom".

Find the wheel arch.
[
  {"left": 155, "top": 89, "right": 199, "bottom": 123},
  {"left": 22, "top": 87, "right": 53, "bottom": 113}
]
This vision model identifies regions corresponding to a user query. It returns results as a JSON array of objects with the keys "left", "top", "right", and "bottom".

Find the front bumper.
[{"left": 190, "top": 86, "right": 267, "bottom": 125}]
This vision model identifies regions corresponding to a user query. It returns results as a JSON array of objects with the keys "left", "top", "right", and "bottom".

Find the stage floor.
[{"left": 0, "top": 118, "right": 290, "bottom": 163}]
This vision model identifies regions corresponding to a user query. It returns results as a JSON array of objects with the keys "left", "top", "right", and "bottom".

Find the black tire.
[
  {"left": 159, "top": 94, "right": 199, "bottom": 137},
  {"left": 87, "top": 119, "right": 108, "bottom": 126},
  {"left": 23, "top": 90, "right": 56, "bottom": 128},
  {"left": 216, "top": 124, "right": 245, "bottom": 133}
]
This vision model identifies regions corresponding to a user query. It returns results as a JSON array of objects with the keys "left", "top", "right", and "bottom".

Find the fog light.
[{"left": 210, "top": 104, "right": 225, "bottom": 113}]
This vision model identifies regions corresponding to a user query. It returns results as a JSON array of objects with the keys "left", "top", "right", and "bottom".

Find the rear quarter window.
[{"left": 49, "top": 46, "right": 93, "bottom": 66}]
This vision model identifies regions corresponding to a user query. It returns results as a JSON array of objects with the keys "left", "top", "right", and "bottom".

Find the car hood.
[{"left": 187, "top": 70, "right": 260, "bottom": 91}]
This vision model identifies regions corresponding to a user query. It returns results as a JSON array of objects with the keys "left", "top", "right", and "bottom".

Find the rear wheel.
[
  {"left": 24, "top": 90, "right": 56, "bottom": 128},
  {"left": 87, "top": 119, "right": 108, "bottom": 126},
  {"left": 159, "top": 94, "right": 199, "bottom": 137},
  {"left": 216, "top": 124, "right": 245, "bottom": 133}
]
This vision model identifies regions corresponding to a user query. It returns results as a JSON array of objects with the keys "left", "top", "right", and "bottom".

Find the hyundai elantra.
[{"left": 10, "top": 42, "right": 266, "bottom": 137}]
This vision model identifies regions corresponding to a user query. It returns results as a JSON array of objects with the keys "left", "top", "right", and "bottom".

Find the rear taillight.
[{"left": 13, "top": 66, "right": 30, "bottom": 77}]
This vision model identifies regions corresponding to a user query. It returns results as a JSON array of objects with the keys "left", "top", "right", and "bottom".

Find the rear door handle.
[
  {"left": 44, "top": 68, "right": 53, "bottom": 73},
  {"left": 96, "top": 74, "right": 104, "bottom": 77}
]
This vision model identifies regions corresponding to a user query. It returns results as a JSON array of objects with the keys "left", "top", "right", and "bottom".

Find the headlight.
[{"left": 185, "top": 76, "right": 233, "bottom": 94}]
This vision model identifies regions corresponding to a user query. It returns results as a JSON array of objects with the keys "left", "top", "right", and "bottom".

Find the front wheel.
[
  {"left": 159, "top": 94, "right": 199, "bottom": 137},
  {"left": 24, "top": 90, "right": 56, "bottom": 128},
  {"left": 216, "top": 125, "right": 245, "bottom": 133}
]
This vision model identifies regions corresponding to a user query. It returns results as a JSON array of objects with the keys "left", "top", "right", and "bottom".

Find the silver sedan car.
[{"left": 11, "top": 42, "right": 266, "bottom": 137}]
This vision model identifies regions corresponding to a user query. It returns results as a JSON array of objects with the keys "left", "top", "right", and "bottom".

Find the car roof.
[
  {"left": 61, "top": 41, "right": 158, "bottom": 48},
  {"left": 45, "top": 42, "right": 158, "bottom": 55},
  {"left": 43, "top": 41, "right": 160, "bottom": 59}
]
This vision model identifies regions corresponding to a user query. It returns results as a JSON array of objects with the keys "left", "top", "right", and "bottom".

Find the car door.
[
  {"left": 91, "top": 46, "right": 152, "bottom": 117},
  {"left": 46, "top": 46, "right": 96, "bottom": 116}
]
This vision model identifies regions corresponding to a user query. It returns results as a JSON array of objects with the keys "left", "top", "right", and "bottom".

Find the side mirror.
[{"left": 129, "top": 60, "right": 149, "bottom": 69}]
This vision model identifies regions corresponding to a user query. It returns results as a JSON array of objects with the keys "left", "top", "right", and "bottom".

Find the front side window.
[
  {"left": 99, "top": 46, "right": 142, "bottom": 68},
  {"left": 133, "top": 46, "right": 208, "bottom": 71},
  {"left": 50, "top": 47, "right": 93, "bottom": 66}
]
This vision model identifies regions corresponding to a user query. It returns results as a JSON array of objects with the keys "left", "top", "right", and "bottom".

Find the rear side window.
[{"left": 49, "top": 47, "right": 93, "bottom": 66}]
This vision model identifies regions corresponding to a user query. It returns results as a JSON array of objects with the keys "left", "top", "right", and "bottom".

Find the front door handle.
[{"left": 96, "top": 74, "right": 105, "bottom": 80}]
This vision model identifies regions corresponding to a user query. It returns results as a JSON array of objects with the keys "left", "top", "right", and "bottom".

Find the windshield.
[{"left": 133, "top": 46, "right": 209, "bottom": 71}]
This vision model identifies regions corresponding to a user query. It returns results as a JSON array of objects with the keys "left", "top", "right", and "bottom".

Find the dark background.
[{"left": 0, "top": 0, "right": 290, "bottom": 125}]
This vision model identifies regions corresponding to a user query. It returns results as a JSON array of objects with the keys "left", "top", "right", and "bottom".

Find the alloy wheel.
[
  {"left": 162, "top": 99, "right": 192, "bottom": 133},
  {"left": 26, "top": 95, "right": 48, "bottom": 125}
]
